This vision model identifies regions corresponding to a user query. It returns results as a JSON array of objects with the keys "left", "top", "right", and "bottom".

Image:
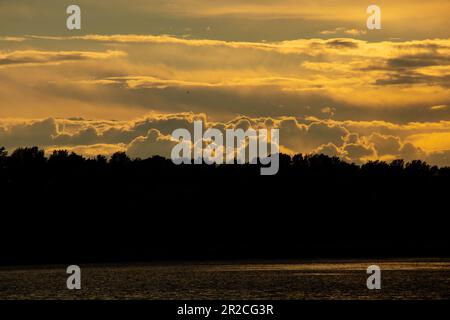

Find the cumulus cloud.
[
  {"left": 343, "top": 143, "right": 376, "bottom": 163},
  {"left": 368, "top": 133, "right": 402, "bottom": 156},
  {"left": 425, "top": 150, "right": 450, "bottom": 167},
  {"left": 127, "top": 129, "right": 178, "bottom": 159},
  {"left": 0, "top": 118, "right": 57, "bottom": 148},
  {"left": 277, "top": 118, "right": 348, "bottom": 153},
  {"left": 0, "top": 2, "right": 448, "bottom": 169},
  {"left": 1, "top": 112, "right": 450, "bottom": 166},
  {"left": 312, "top": 143, "right": 342, "bottom": 158}
]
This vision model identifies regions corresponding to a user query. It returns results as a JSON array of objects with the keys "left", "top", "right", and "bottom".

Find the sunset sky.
[{"left": 1, "top": 0, "right": 449, "bottom": 165}]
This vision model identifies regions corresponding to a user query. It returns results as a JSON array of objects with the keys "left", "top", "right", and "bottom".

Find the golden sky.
[{"left": 0, "top": 0, "right": 449, "bottom": 165}]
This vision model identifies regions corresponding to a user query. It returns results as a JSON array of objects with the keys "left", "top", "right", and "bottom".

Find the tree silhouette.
[
  {"left": 0, "top": 146, "right": 7, "bottom": 166},
  {"left": 0, "top": 145, "right": 448, "bottom": 265},
  {"left": 110, "top": 151, "right": 131, "bottom": 166},
  {"left": 8, "top": 147, "right": 46, "bottom": 167}
]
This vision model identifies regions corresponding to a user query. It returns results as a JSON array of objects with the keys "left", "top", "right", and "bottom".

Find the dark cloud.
[
  {"left": 343, "top": 143, "right": 376, "bottom": 163},
  {"left": 324, "top": 39, "right": 359, "bottom": 49},
  {"left": 369, "top": 133, "right": 402, "bottom": 156},
  {"left": 374, "top": 73, "right": 450, "bottom": 87},
  {"left": 387, "top": 53, "right": 450, "bottom": 69},
  {"left": 0, "top": 118, "right": 57, "bottom": 148},
  {"left": 2, "top": 113, "right": 450, "bottom": 166},
  {"left": 426, "top": 150, "right": 450, "bottom": 167}
]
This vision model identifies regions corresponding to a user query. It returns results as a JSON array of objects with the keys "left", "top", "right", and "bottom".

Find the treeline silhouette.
[{"left": 0, "top": 146, "right": 449, "bottom": 265}]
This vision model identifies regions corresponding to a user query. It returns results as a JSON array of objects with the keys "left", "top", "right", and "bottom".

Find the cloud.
[
  {"left": 53, "top": 126, "right": 100, "bottom": 146},
  {"left": 277, "top": 117, "right": 348, "bottom": 153},
  {"left": 343, "top": 143, "right": 376, "bottom": 163},
  {"left": 46, "top": 143, "right": 127, "bottom": 158},
  {"left": 430, "top": 104, "right": 448, "bottom": 111},
  {"left": 387, "top": 53, "right": 450, "bottom": 69},
  {"left": 127, "top": 129, "right": 178, "bottom": 159},
  {"left": 1, "top": 0, "right": 449, "bottom": 45},
  {"left": 321, "top": 106, "right": 336, "bottom": 117},
  {"left": 324, "top": 39, "right": 359, "bottom": 49},
  {"left": 0, "top": 118, "right": 57, "bottom": 148},
  {"left": 0, "top": 32, "right": 449, "bottom": 163},
  {"left": 320, "top": 27, "right": 367, "bottom": 36},
  {"left": 0, "top": 37, "right": 26, "bottom": 42},
  {"left": 399, "top": 142, "right": 426, "bottom": 162},
  {"left": 0, "top": 50, "right": 126, "bottom": 67},
  {"left": 425, "top": 150, "right": 450, "bottom": 167},
  {"left": 0, "top": 35, "right": 449, "bottom": 123},
  {"left": 312, "top": 143, "right": 342, "bottom": 158},
  {"left": 368, "top": 133, "right": 402, "bottom": 156},
  {"left": 2, "top": 113, "right": 450, "bottom": 166}
]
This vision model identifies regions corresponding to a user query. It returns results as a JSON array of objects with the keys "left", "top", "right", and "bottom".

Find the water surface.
[{"left": 0, "top": 259, "right": 448, "bottom": 299}]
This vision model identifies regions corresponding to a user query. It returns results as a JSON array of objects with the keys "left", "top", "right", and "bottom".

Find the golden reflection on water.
[{"left": 0, "top": 260, "right": 449, "bottom": 300}]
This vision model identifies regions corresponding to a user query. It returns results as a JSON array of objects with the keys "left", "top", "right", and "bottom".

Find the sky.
[{"left": 0, "top": 0, "right": 449, "bottom": 165}]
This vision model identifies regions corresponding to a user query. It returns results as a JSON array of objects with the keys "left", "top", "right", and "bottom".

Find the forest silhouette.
[{"left": 0, "top": 146, "right": 448, "bottom": 265}]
